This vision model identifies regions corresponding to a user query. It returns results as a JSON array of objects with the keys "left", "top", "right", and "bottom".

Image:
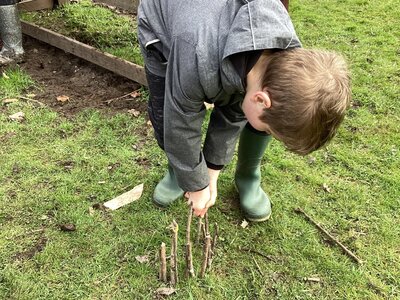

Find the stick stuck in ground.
[
  {"left": 159, "top": 242, "right": 167, "bottom": 282},
  {"left": 200, "top": 233, "right": 212, "bottom": 278},
  {"left": 196, "top": 218, "right": 203, "bottom": 244},
  {"left": 170, "top": 220, "right": 179, "bottom": 285},
  {"left": 185, "top": 206, "right": 195, "bottom": 278},
  {"left": 208, "top": 222, "right": 219, "bottom": 268},
  {"left": 294, "top": 207, "right": 362, "bottom": 264}
]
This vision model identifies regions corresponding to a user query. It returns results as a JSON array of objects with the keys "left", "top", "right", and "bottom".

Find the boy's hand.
[
  {"left": 188, "top": 186, "right": 212, "bottom": 217},
  {"left": 187, "top": 168, "right": 221, "bottom": 217}
]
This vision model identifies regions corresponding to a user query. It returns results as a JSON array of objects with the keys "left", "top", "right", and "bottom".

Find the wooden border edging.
[
  {"left": 92, "top": 0, "right": 140, "bottom": 12},
  {"left": 21, "top": 21, "right": 147, "bottom": 86}
]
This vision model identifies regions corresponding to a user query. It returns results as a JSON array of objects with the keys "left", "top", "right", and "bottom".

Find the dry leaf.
[
  {"left": 130, "top": 90, "right": 141, "bottom": 98},
  {"left": 59, "top": 223, "right": 76, "bottom": 232},
  {"left": 155, "top": 287, "right": 176, "bottom": 296},
  {"left": 241, "top": 219, "right": 249, "bottom": 229},
  {"left": 147, "top": 120, "right": 152, "bottom": 126},
  {"left": 3, "top": 98, "right": 18, "bottom": 104},
  {"left": 88, "top": 207, "right": 95, "bottom": 216},
  {"left": 2, "top": 72, "right": 9, "bottom": 79},
  {"left": 26, "top": 94, "right": 36, "bottom": 98},
  {"left": 98, "top": 181, "right": 106, "bottom": 184},
  {"left": 322, "top": 183, "right": 331, "bottom": 193},
  {"left": 57, "top": 95, "right": 70, "bottom": 103},
  {"left": 135, "top": 255, "right": 149, "bottom": 263},
  {"left": 9, "top": 111, "right": 25, "bottom": 122},
  {"left": 127, "top": 109, "right": 140, "bottom": 117}
]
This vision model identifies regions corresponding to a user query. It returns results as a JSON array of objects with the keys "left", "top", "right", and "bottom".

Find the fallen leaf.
[
  {"left": 127, "top": 109, "right": 140, "bottom": 117},
  {"left": 103, "top": 183, "right": 144, "bottom": 210},
  {"left": 26, "top": 94, "right": 36, "bottom": 98},
  {"left": 57, "top": 95, "right": 70, "bottom": 103},
  {"left": 130, "top": 90, "right": 141, "bottom": 98},
  {"left": 98, "top": 181, "right": 106, "bottom": 184},
  {"left": 322, "top": 183, "right": 331, "bottom": 193},
  {"left": 59, "top": 223, "right": 76, "bottom": 232},
  {"left": 147, "top": 120, "right": 152, "bottom": 126},
  {"left": 3, "top": 98, "right": 18, "bottom": 104},
  {"left": 2, "top": 72, "right": 9, "bottom": 79},
  {"left": 135, "top": 255, "right": 149, "bottom": 263},
  {"left": 241, "top": 219, "right": 249, "bottom": 229},
  {"left": 155, "top": 287, "right": 176, "bottom": 296},
  {"left": 88, "top": 207, "right": 95, "bottom": 216},
  {"left": 9, "top": 111, "right": 25, "bottom": 122}
]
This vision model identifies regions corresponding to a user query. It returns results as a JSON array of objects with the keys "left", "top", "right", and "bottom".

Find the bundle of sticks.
[{"left": 159, "top": 207, "right": 219, "bottom": 285}]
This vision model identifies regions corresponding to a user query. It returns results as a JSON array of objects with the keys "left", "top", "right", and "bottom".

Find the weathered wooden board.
[
  {"left": 21, "top": 21, "right": 147, "bottom": 86},
  {"left": 92, "top": 0, "right": 140, "bottom": 12}
]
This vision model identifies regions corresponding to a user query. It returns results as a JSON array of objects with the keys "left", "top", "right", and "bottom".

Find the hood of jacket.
[{"left": 218, "top": 0, "right": 301, "bottom": 95}]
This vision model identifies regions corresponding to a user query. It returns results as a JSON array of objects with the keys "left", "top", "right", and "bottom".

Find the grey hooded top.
[{"left": 138, "top": 0, "right": 301, "bottom": 191}]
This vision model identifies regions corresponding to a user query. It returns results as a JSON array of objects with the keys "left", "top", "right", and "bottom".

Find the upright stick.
[
  {"left": 208, "top": 223, "right": 219, "bottom": 268},
  {"left": 200, "top": 233, "right": 211, "bottom": 278},
  {"left": 185, "top": 206, "right": 195, "bottom": 278},
  {"left": 170, "top": 220, "right": 179, "bottom": 285},
  {"left": 196, "top": 218, "right": 203, "bottom": 244},
  {"left": 159, "top": 242, "right": 167, "bottom": 282}
]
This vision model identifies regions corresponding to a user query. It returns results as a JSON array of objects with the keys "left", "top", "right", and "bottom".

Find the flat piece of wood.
[
  {"left": 92, "top": 0, "right": 140, "bottom": 12},
  {"left": 21, "top": 21, "right": 147, "bottom": 86},
  {"left": 103, "top": 183, "right": 143, "bottom": 210}
]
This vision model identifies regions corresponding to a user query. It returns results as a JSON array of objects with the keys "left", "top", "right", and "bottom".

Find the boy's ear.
[{"left": 253, "top": 88, "right": 271, "bottom": 109}]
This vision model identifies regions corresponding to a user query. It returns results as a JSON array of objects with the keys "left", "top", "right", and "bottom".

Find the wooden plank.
[
  {"left": 21, "top": 21, "right": 147, "bottom": 86},
  {"left": 18, "top": 0, "right": 54, "bottom": 12},
  {"left": 92, "top": 0, "right": 139, "bottom": 12}
]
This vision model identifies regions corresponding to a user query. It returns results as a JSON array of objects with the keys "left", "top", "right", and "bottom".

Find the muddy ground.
[{"left": 14, "top": 36, "right": 146, "bottom": 116}]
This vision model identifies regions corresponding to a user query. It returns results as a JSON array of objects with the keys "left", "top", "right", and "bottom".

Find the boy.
[
  {"left": 138, "top": 0, "right": 351, "bottom": 221},
  {"left": 0, "top": 0, "right": 24, "bottom": 65}
]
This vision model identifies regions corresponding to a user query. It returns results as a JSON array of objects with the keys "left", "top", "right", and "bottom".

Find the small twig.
[
  {"left": 16, "top": 96, "right": 46, "bottom": 107},
  {"left": 159, "top": 242, "right": 167, "bottom": 282},
  {"left": 185, "top": 206, "right": 195, "bottom": 278},
  {"left": 204, "top": 212, "right": 210, "bottom": 235},
  {"left": 294, "top": 207, "right": 362, "bottom": 264},
  {"left": 103, "top": 92, "right": 132, "bottom": 104},
  {"left": 170, "top": 220, "right": 179, "bottom": 285},
  {"left": 196, "top": 218, "right": 203, "bottom": 244},
  {"left": 252, "top": 255, "right": 264, "bottom": 276},
  {"left": 200, "top": 234, "right": 211, "bottom": 278},
  {"left": 237, "top": 247, "right": 275, "bottom": 261}
]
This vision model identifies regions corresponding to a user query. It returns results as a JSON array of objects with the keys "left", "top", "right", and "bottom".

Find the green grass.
[
  {"left": 1, "top": 0, "right": 399, "bottom": 298},
  {"left": 21, "top": 0, "right": 143, "bottom": 65},
  {"left": 0, "top": 67, "right": 36, "bottom": 98}
]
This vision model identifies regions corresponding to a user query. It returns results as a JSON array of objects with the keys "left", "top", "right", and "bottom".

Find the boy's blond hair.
[{"left": 260, "top": 48, "right": 351, "bottom": 155}]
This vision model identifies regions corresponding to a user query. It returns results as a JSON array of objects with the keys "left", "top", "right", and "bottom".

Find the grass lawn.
[{"left": 1, "top": 0, "right": 399, "bottom": 299}]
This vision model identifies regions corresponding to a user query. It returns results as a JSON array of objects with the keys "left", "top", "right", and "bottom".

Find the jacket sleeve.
[{"left": 163, "top": 38, "right": 209, "bottom": 192}]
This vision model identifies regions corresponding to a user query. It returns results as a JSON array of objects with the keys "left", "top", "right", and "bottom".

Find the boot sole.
[{"left": 246, "top": 211, "right": 272, "bottom": 223}]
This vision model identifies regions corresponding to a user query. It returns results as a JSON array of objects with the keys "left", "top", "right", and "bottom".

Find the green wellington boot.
[
  {"left": 235, "top": 126, "right": 272, "bottom": 222},
  {"left": 153, "top": 165, "right": 184, "bottom": 207}
]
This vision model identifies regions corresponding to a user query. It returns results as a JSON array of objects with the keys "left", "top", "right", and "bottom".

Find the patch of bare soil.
[{"left": 18, "top": 37, "right": 146, "bottom": 116}]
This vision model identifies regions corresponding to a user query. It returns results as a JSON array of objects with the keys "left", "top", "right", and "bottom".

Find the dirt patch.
[
  {"left": 18, "top": 37, "right": 146, "bottom": 116},
  {"left": 14, "top": 234, "right": 47, "bottom": 261}
]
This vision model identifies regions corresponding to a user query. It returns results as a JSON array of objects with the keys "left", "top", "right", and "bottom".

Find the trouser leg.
[
  {"left": 145, "top": 67, "right": 183, "bottom": 207},
  {"left": 0, "top": 2, "right": 24, "bottom": 65}
]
